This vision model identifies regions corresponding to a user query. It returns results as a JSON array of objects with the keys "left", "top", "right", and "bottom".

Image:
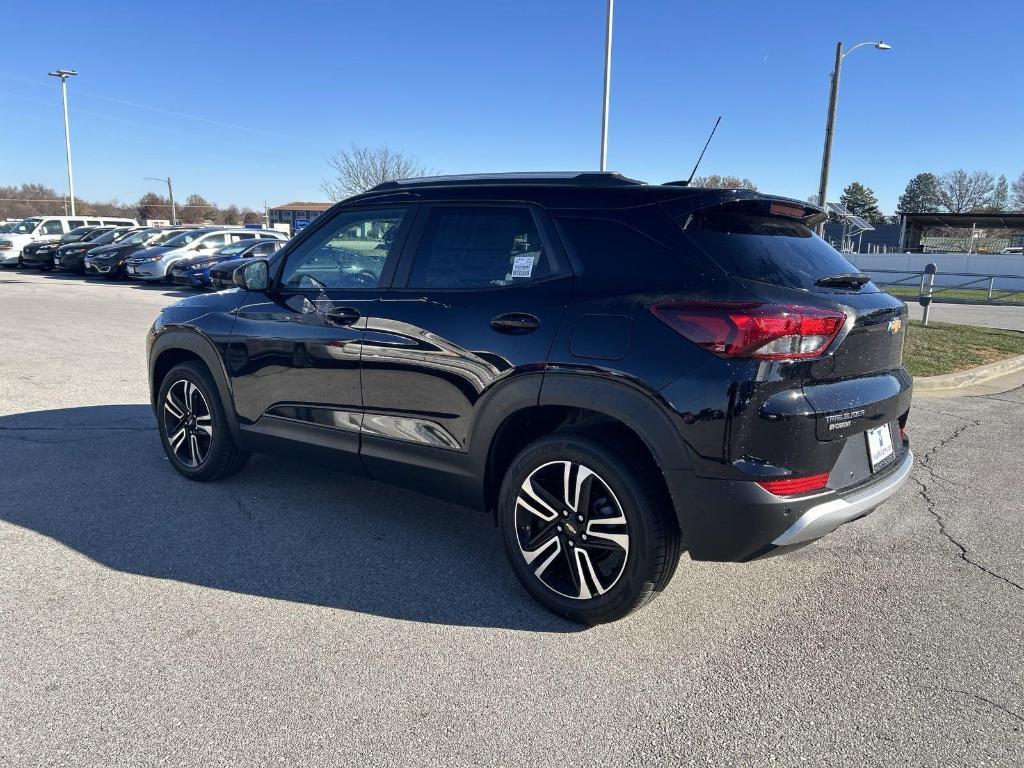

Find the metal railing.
[{"left": 859, "top": 265, "right": 1024, "bottom": 324}]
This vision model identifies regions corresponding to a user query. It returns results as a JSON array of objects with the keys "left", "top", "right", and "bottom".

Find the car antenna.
[{"left": 684, "top": 116, "right": 722, "bottom": 186}]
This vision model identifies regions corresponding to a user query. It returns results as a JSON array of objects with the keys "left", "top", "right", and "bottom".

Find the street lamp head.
[
  {"left": 874, "top": 42, "right": 892, "bottom": 50},
  {"left": 48, "top": 69, "right": 78, "bottom": 79}
]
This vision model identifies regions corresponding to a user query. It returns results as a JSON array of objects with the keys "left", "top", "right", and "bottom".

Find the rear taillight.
[
  {"left": 757, "top": 473, "right": 829, "bottom": 496},
  {"left": 650, "top": 302, "right": 846, "bottom": 360}
]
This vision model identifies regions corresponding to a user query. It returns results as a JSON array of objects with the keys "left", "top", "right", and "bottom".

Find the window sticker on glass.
[{"left": 512, "top": 255, "right": 534, "bottom": 278}]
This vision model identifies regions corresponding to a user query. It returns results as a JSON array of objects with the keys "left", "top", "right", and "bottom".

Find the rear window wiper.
[{"left": 815, "top": 273, "right": 871, "bottom": 289}]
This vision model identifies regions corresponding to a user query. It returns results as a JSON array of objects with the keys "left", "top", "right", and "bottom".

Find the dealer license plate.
[{"left": 866, "top": 424, "right": 894, "bottom": 471}]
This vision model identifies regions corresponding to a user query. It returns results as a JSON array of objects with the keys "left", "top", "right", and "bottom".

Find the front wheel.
[
  {"left": 498, "top": 432, "right": 681, "bottom": 624},
  {"left": 156, "top": 361, "right": 250, "bottom": 481}
]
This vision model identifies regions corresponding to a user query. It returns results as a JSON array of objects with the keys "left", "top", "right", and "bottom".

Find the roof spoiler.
[{"left": 660, "top": 188, "right": 828, "bottom": 227}]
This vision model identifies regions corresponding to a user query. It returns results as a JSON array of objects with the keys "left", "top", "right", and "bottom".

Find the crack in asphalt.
[
  {"left": 939, "top": 687, "right": 1024, "bottom": 727},
  {"left": 913, "top": 419, "right": 1024, "bottom": 594}
]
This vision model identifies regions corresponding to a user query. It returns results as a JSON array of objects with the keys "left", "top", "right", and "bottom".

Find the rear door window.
[
  {"left": 406, "top": 206, "right": 553, "bottom": 289},
  {"left": 680, "top": 210, "right": 865, "bottom": 290}
]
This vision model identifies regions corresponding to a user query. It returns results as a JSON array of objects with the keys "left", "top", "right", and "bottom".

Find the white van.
[{"left": 0, "top": 215, "right": 138, "bottom": 266}]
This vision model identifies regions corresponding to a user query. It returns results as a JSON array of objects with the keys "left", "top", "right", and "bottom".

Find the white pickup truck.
[{"left": 0, "top": 215, "right": 137, "bottom": 266}]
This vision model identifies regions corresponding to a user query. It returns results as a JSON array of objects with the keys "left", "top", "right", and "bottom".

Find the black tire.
[
  {"left": 498, "top": 431, "right": 681, "bottom": 625},
  {"left": 156, "top": 361, "right": 250, "bottom": 481}
]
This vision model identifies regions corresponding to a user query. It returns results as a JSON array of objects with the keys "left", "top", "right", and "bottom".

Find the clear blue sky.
[{"left": 2, "top": 0, "right": 1021, "bottom": 214}]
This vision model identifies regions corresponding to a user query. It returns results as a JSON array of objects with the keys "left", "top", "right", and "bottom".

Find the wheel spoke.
[
  {"left": 168, "top": 427, "right": 187, "bottom": 457},
  {"left": 564, "top": 543, "right": 584, "bottom": 598},
  {"left": 575, "top": 548, "right": 607, "bottom": 596},
  {"left": 164, "top": 392, "right": 185, "bottom": 420},
  {"left": 195, "top": 414, "right": 213, "bottom": 436},
  {"left": 567, "top": 464, "right": 595, "bottom": 513},
  {"left": 579, "top": 535, "right": 627, "bottom": 554},
  {"left": 524, "top": 520, "right": 560, "bottom": 550},
  {"left": 521, "top": 534, "right": 558, "bottom": 566},
  {"left": 185, "top": 381, "right": 199, "bottom": 412},
  {"left": 189, "top": 434, "right": 200, "bottom": 466},
  {"left": 519, "top": 474, "right": 560, "bottom": 521}
]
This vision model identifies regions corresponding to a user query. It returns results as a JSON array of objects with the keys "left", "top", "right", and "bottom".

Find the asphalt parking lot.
[{"left": 1, "top": 269, "right": 1022, "bottom": 767}]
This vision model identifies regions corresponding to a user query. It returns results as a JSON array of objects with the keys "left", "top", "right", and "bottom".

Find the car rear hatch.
[{"left": 658, "top": 193, "right": 910, "bottom": 490}]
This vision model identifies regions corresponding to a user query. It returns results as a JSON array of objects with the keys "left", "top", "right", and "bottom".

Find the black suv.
[{"left": 147, "top": 173, "right": 913, "bottom": 624}]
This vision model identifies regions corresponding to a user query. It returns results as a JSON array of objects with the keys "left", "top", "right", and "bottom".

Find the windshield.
[
  {"left": 0, "top": 222, "right": 19, "bottom": 233},
  {"left": 120, "top": 229, "right": 158, "bottom": 246},
  {"left": 160, "top": 231, "right": 199, "bottom": 248},
  {"left": 216, "top": 242, "right": 252, "bottom": 256},
  {"left": 680, "top": 211, "right": 867, "bottom": 291},
  {"left": 11, "top": 218, "right": 42, "bottom": 234},
  {"left": 63, "top": 228, "right": 94, "bottom": 242},
  {"left": 86, "top": 229, "right": 120, "bottom": 245}
]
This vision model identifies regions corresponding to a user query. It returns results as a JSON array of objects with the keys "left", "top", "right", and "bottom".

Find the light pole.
[
  {"left": 599, "top": 0, "right": 614, "bottom": 171},
  {"left": 816, "top": 41, "right": 891, "bottom": 232},
  {"left": 143, "top": 176, "right": 176, "bottom": 225},
  {"left": 48, "top": 68, "right": 78, "bottom": 216}
]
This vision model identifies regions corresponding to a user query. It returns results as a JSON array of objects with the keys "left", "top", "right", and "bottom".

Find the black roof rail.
[{"left": 367, "top": 171, "right": 646, "bottom": 192}]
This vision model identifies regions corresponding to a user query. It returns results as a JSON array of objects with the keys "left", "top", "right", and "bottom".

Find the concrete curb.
[{"left": 913, "top": 353, "right": 1024, "bottom": 392}]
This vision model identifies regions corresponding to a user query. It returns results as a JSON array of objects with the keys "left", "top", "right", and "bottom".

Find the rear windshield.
[{"left": 680, "top": 211, "right": 863, "bottom": 290}]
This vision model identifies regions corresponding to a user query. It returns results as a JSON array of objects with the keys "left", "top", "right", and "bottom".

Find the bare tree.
[
  {"left": 690, "top": 174, "right": 757, "bottom": 191},
  {"left": 937, "top": 170, "right": 995, "bottom": 213},
  {"left": 1011, "top": 171, "right": 1024, "bottom": 211},
  {"left": 321, "top": 144, "right": 431, "bottom": 201}
]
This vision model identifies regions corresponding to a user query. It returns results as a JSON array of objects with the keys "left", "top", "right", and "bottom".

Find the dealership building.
[{"left": 267, "top": 202, "right": 333, "bottom": 231}]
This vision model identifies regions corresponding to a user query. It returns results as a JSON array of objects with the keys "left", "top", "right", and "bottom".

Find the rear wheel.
[
  {"left": 156, "top": 362, "right": 250, "bottom": 481},
  {"left": 498, "top": 432, "right": 681, "bottom": 624}
]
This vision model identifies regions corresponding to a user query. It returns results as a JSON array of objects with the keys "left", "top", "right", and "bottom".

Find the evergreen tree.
[
  {"left": 990, "top": 175, "right": 1009, "bottom": 211},
  {"left": 896, "top": 173, "right": 942, "bottom": 214},
  {"left": 839, "top": 181, "right": 886, "bottom": 224}
]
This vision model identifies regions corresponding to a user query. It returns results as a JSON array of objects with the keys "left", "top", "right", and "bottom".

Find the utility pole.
[
  {"left": 144, "top": 177, "right": 176, "bottom": 224},
  {"left": 816, "top": 43, "right": 842, "bottom": 233},
  {"left": 168, "top": 177, "right": 176, "bottom": 225},
  {"left": 815, "top": 40, "right": 891, "bottom": 234},
  {"left": 48, "top": 69, "right": 78, "bottom": 216},
  {"left": 599, "top": 0, "right": 614, "bottom": 171}
]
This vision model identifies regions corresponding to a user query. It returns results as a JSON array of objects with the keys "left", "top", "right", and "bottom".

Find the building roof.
[
  {"left": 903, "top": 212, "right": 1024, "bottom": 229},
  {"left": 270, "top": 201, "right": 333, "bottom": 212}
]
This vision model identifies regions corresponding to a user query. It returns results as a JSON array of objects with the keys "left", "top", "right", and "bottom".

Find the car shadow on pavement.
[
  {"left": 0, "top": 405, "right": 580, "bottom": 633},
  {"left": 29, "top": 270, "right": 196, "bottom": 298}
]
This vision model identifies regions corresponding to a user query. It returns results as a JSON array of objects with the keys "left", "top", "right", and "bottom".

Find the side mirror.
[{"left": 234, "top": 259, "right": 269, "bottom": 291}]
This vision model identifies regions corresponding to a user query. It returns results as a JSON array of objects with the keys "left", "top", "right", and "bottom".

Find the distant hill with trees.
[{"left": 0, "top": 183, "right": 262, "bottom": 225}]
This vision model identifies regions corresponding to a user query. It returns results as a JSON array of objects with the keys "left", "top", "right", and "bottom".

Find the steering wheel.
[{"left": 349, "top": 269, "right": 378, "bottom": 288}]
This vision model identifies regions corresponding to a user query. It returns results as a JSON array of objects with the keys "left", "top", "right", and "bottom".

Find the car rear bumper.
[
  {"left": 770, "top": 449, "right": 913, "bottom": 547},
  {"left": 0, "top": 251, "right": 21, "bottom": 265},
  {"left": 666, "top": 443, "right": 913, "bottom": 562}
]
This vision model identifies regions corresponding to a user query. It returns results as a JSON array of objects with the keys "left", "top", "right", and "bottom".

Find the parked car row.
[{"left": 1, "top": 217, "right": 287, "bottom": 290}]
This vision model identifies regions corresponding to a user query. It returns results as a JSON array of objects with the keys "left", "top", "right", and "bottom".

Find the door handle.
[
  {"left": 490, "top": 312, "right": 540, "bottom": 334},
  {"left": 324, "top": 307, "right": 361, "bottom": 327}
]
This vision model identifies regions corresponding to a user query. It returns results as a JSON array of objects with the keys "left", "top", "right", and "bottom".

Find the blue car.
[{"left": 169, "top": 237, "right": 285, "bottom": 289}]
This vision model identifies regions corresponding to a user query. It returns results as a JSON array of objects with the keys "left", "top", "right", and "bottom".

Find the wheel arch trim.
[{"left": 149, "top": 327, "right": 240, "bottom": 441}]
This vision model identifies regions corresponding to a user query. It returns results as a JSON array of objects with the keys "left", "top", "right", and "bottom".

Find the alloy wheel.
[
  {"left": 515, "top": 460, "right": 630, "bottom": 600},
  {"left": 162, "top": 379, "right": 214, "bottom": 467}
]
